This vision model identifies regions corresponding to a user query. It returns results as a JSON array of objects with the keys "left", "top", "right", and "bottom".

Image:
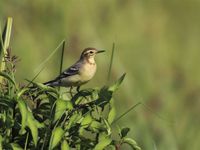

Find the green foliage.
[
  {"left": 49, "top": 127, "right": 65, "bottom": 150},
  {"left": 0, "top": 18, "right": 141, "bottom": 150},
  {"left": 0, "top": 17, "right": 12, "bottom": 74},
  {"left": 1, "top": 2, "right": 200, "bottom": 148}
]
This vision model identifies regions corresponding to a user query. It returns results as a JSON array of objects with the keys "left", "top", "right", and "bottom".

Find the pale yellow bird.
[{"left": 44, "top": 47, "right": 105, "bottom": 91}]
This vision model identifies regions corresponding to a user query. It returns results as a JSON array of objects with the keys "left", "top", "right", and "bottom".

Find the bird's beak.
[{"left": 97, "top": 50, "right": 105, "bottom": 54}]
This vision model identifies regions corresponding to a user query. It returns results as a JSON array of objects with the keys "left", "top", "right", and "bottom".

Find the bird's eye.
[{"left": 89, "top": 51, "right": 93, "bottom": 54}]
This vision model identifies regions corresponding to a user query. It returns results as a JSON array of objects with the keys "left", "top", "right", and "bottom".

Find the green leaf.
[
  {"left": 106, "top": 145, "right": 116, "bottom": 150},
  {"left": 103, "top": 119, "right": 111, "bottom": 136},
  {"left": 61, "top": 140, "right": 70, "bottom": 150},
  {"left": 26, "top": 80, "right": 58, "bottom": 94},
  {"left": 0, "top": 71, "right": 16, "bottom": 86},
  {"left": 89, "top": 120, "right": 104, "bottom": 133},
  {"left": 78, "top": 113, "right": 93, "bottom": 136},
  {"left": 11, "top": 143, "right": 23, "bottom": 150},
  {"left": 49, "top": 127, "right": 64, "bottom": 150},
  {"left": 17, "top": 99, "right": 42, "bottom": 146},
  {"left": 17, "top": 88, "right": 29, "bottom": 99},
  {"left": 65, "top": 112, "right": 82, "bottom": 129},
  {"left": 54, "top": 99, "right": 73, "bottom": 123},
  {"left": 81, "top": 113, "right": 93, "bottom": 127},
  {"left": 108, "top": 99, "right": 116, "bottom": 124},
  {"left": 0, "top": 96, "right": 14, "bottom": 108},
  {"left": 94, "top": 133, "right": 112, "bottom": 150},
  {"left": 27, "top": 110, "right": 39, "bottom": 146},
  {"left": 96, "top": 87, "right": 112, "bottom": 108},
  {"left": 121, "top": 127, "right": 130, "bottom": 138},
  {"left": 108, "top": 73, "right": 126, "bottom": 92},
  {"left": 0, "top": 135, "right": 2, "bottom": 150},
  {"left": 122, "top": 138, "right": 141, "bottom": 150},
  {"left": 71, "top": 89, "right": 94, "bottom": 105},
  {"left": 17, "top": 99, "right": 28, "bottom": 135}
]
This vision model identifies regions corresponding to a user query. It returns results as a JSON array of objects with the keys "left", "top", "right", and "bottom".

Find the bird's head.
[{"left": 80, "top": 47, "right": 105, "bottom": 60}]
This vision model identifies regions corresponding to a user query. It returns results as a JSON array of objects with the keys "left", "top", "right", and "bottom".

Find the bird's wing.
[
  {"left": 55, "top": 61, "right": 81, "bottom": 80},
  {"left": 43, "top": 61, "right": 82, "bottom": 86}
]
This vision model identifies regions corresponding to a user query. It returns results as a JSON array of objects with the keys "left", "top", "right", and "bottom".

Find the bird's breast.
[{"left": 79, "top": 63, "right": 97, "bottom": 82}]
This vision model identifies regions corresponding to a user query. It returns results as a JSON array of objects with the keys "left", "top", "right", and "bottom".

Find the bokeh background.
[{"left": 1, "top": 0, "right": 200, "bottom": 149}]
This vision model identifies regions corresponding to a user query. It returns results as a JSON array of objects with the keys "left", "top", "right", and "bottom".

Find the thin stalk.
[
  {"left": 107, "top": 43, "right": 115, "bottom": 82},
  {"left": 41, "top": 130, "right": 47, "bottom": 150},
  {"left": 59, "top": 40, "right": 65, "bottom": 75},
  {"left": 141, "top": 103, "right": 174, "bottom": 124},
  {"left": 34, "top": 40, "right": 65, "bottom": 73},
  {"left": 0, "top": 22, "right": 4, "bottom": 51},
  {"left": 58, "top": 40, "right": 65, "bottom": 92},
  {"left": 24, "top": 132, "right": 29, "bottom": 150},
  {"left": 42, "top": 100, "right": 57, "bottom": 149},
  {"left": 27, "top": 40, "right": 65, "bottom": 87},
  {"left": 11, "top": 103, "right": 16, "bottom": 142},
  {"left": 112, "top": 102, "right": 141, "bottom": 124},
  {"left": 25, "top": 66, "right": 46, "bottom": 88}
]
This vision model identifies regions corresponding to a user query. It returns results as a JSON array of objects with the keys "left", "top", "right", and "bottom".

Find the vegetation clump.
[{"left": 0, "top": 18, "right": 141, "bottom": 150}]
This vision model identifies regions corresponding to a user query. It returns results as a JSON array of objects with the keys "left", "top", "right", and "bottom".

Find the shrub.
[{"left": 0, "top": 17, "right": 141, "bottom": 150}]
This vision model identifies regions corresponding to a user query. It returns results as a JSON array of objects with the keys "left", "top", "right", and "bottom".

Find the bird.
[{"left": 44, "top": 47, "right": 105, "bottom": 92}]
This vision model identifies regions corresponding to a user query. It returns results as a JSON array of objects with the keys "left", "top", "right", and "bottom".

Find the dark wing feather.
[
  {"left": 55, "top": 61, "right": 81, "bottom": 80},
  {"left": 43, "top": 61, "right": 81, "bottom": 86}
]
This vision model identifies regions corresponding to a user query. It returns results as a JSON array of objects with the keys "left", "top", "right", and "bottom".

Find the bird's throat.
[{"left": 86, "top": 57, "right": 96, "bottom": 65}]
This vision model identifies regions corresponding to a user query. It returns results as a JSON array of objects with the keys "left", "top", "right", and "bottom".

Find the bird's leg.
[
  {"left": 69, "top": 86, "right": 73, "bottom": 97},
  {"left": 76, "top": 86, "right": 80, "bottom": 93}
]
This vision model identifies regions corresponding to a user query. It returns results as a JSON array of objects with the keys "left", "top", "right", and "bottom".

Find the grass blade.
[
  {"left": 112, "top": 102, "right": 141, "bottom": 124},
  {"left": 25, "top": 66, "right": 46, "bottom": 88},
  {"left": 108, "top": 73, "right": 126, "bottom": 92},
  {"left": 58, "top": 40, "right": 65, "bottom": 92},
  {"left": 0, "top": 17, "right": 12, "bottom": 58},
  {"left": 34, "top": 40, "right": 65, "bottom": 73},
  {"left": 107, "top": 43, "right": 115, "bottom": 82},
  {"left": 59, "top": 40, "right": 65, "bottom": 74},
  {"left": 0, "top": 17, "right": 13, "bottom": 82},
  {"left": 0, "top": 71, "right": 16, "bottom": 86}
]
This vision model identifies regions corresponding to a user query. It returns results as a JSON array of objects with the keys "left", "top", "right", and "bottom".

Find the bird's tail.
[{"left": 43, "top": 79, "right": 60, "bottom": 87}]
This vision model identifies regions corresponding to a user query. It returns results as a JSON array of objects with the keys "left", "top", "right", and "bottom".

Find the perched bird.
[{"left": 44, "top": 47, "right": 105, "bottom": 91}]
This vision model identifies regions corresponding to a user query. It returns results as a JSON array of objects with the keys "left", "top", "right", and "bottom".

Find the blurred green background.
[{"left": 1, "top": 0, "right": 200, "bottom": 149}]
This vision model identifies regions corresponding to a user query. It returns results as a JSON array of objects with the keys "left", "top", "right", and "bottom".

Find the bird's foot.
[
  {"left": 69, "top": 87, "right": 73, "bottom": 97},
  {"left": 76, "top": 86, "right": 80, "bottom": 93}
]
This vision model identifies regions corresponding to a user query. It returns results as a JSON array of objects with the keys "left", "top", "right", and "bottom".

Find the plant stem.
[
  {"left": 112, "top": 102, "right": 141, "bottom": 124},
  {"left": 107, "top": 43, "right": 115, "bottom": 82}
]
